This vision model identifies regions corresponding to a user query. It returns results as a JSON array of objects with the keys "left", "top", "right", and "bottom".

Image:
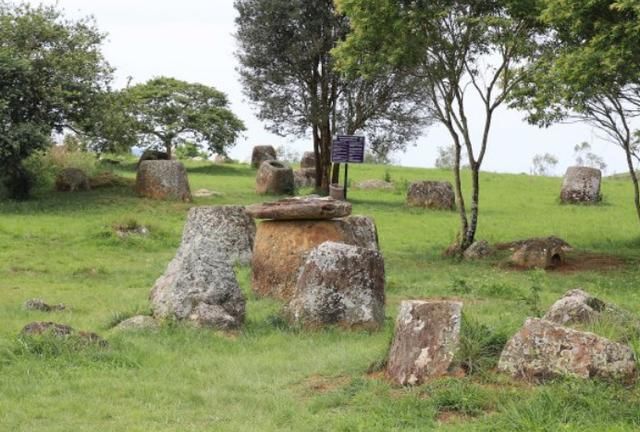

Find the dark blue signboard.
[{"left": 331, "top": 135, "right": 365, "bottom": 163}]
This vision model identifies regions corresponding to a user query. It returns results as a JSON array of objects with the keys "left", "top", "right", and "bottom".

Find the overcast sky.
[{"left": 28, "top": 0, "right": 630, "bottom": 174}]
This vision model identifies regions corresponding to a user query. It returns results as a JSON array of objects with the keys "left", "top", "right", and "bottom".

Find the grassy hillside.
[{"left": 1, "top": 160, "right": 639, "bottom": 431}]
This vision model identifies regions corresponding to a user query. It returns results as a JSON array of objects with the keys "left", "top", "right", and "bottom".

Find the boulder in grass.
[
  {"left": 463, "top": 240, "right": 495, "bottom": 260},
  {"left": 135, "top": 160, "right": 192, "bottom": 202},
  {"left": 246, "top": 196, "right": 351, "bottom": 221},
  {"left": 251, "top": 216, "right": 379, "bottom": 301},
  {"left": 498, "top": 318, "right": 637, "bottom": 383},
  {"left": 406, "top": 181, "right": 455, "bottom": 210},
  {"left": 55, "top": 168, "right": 90, "bottom": 192},
  {"left": 150, "top": 239, "right": 246, "bottom": 330},
  {"left": 560, "top": 166, "right": 602, "bottom": 204},
  {"left": 256, "top": 160, "right": 295, "bottom": 195},
  {"left": 251, "top": 145, "right": 277, "bottom": 169},
  {"left": 285, "top": 241, "right": 385, "bottom": 330},
  {"left": 386, "top": 301, "right": 463, "bottom": 386},
  {"left": 300, "top": 151, "right": 316, "bottom": 169},
  {"left": 543, "top": 289, "right": 606, "bottom": 326},
  {"left": 180, "top": 206, "right": 255, "bottom": 265},
  {"left": 510, "top": 237, "right": 567, "bottom": 269}
]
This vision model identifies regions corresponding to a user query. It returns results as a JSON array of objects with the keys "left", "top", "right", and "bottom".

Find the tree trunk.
[
  {"left": 463, "top": 165, "right": 480, "bottom": 249},
  {"left": 312, "top": 125, "right": 322, "bottom": 191},
  {"left": 164, "top": 139, "right": 173, "bottom": 159},
  {"left": 331, "top": 163, "right": 340, "bottom": 184},
  {"left": 623, "top": 141, "right": 640, "bottom": 224},
  {"left": 451, "top": 138, "right": 469, "bottom": 253}
]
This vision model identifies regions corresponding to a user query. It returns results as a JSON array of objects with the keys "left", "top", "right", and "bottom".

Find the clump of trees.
[
  {"left": 531, "top": 153, "right": 559, "bottom": 176},
  {"left": 0, "top": 2, "right": 112, "bottom": 199},
  {"left": 234, "top": 0, "right": 432, "bottom": 193}
]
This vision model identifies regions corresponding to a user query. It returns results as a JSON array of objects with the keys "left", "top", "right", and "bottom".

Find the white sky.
[{"left": 28, "top": 0, "right": 631, "bottom": 174}]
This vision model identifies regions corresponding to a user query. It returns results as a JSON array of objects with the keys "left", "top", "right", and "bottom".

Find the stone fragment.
[
  {"left": 251, "top": 145, "right": 277, "bottom": 169},
  {"left": 23, "top": 299, "right": 66, "bottom": 312},
  {"left": 498, "top": 318, "right": 636, "bottom": 382},
  {"left": 251, "top": 216, "right": 379, "bottom": 300},
  {"left": 246, "top": 196, "right": 351, "bottom": 220},
  {"left": 180, "top": 206, "right": 255, "bottom": 265},
  {"left": 113, "top": 315, "right": 160, "bottom": 332},
  {"left": 150, "top": 239, "right": 246, "bottom": 330},
  {"left": 560, "top": 166, "right": 602, "bottom": 204},
  {"left": 285, "top": 241, "right": 385, "bottom": 330},
  {"left": 543, "top": 289, "right": 606, "bottom": 326},
  {"left": 135, "top": 160, "right": 192, "bottom": 202},
  {"left": 510, "top": 237, "right": 568, "bottom": 269},
  {"left": 55, "top": 168, "right": 90, "bottom": 192},
  {"left": 386, "top": 301, "right": 463, "bottom": 386},
  {"left": 463, "top": 240, "right": 495, "bottom": 260},
  {"left": 406, "top": 181, "right": 455, "bottom": 210},
  {"left": 300, "top": 151, "right": 316, "bottom": 169}
]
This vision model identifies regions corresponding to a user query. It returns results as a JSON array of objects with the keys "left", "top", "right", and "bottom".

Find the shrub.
[{"left": 23, "top": 145, "right": 98, "bottom": 190}]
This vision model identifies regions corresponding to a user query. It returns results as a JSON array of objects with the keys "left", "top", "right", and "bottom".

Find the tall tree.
[
  {"left": 335, "top": 0, "right": 542, "bottom": 252},
  {"left": 234, "top": 0, "right": 431, "bottom": 193},
  {"left": 510, "top": 0, "right": 640, "bottom": 222},
  {"left": 122, "top": 77, "right": 245, "bottom": 158},
  {"left": 0, "top": 2, "right": 112, "bottom": 199}
]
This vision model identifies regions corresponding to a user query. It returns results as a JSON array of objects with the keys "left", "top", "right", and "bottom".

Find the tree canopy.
[
  {"left": 234, "top": 0, "right": 431, "bottom": 192},
  {"left": 0, "top": 2, "right": 112, "bottom": 199},
  {"left": 121, "top": 77, "right": 245, "bottom": 158},
  {"left": 510, "top": 0, "right": 640, "bottom": 223},
  {"left": 335, "top": 0, "right": 543, "bottom": 251}
]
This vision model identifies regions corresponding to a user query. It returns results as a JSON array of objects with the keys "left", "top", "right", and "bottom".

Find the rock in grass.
[
  {"left": 150, "top": 239, "right": 246, "bottom": 330},
  {"left": 23, "top": 299, "right": 66, "bottom": 312},
  {"left": 251, "top": 145, "right": 277, "bottom": 169},
  {"left": 180, "top": 206, "right": 255, "bottom": 265},
  {"left": 498, "top": 318, "right": 636, "bottom": 382},
  {"left": 113, "top": 315, "right": 160, "bottom": 332},
  {"left": 251, "top": 216, "right": 379, "bottom": 301},
  {"left": 543, "top": 289, "right": 606, "bottom": 326},
  {"left": 386, "top": 301, "right": 463, "bottom": 386},
  {"left": 255, "top": 160, "right": 295, "bottom": 195},
  {"left": 21, "top": 321, "right": 108, "bottom": 348},
  {"left": 135, "top": 160, "right": 192, "bottom": 202},
  {"left": 463, "top": 240, "right": 495, "bottom": 260},
  {"left": 560, "top": 166, "right": 602, "bottom": 204},
  {"left": 285, "top": 241, "right": 385, "bottom": 330},
  {"left": 406, "top": 181, "right": 455, "bottom": 210},
  {"left": 510, "top": 237, "right": 568, "bottom": 269}
]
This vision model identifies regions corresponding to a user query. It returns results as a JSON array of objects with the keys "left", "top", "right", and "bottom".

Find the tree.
[
  {"left": 510, "top": 0, "right": 640, "bottom": 223},
  {"left": 573, "top": 142, "right": 607, "bottom": 172},
  {"left": 335, "top": 0, "right": 542, "bottom": 251},
  {"left": 0, "top": 2, "right": 112, "bottom": 199},
  {"left": 530, "top": 153, "right": 558, "bottom": 176},
  {"left": 234, "top": 0, "right": 431, "bottom": 193},
  {"left": 121, "top": 77, "right": 245, "bottom": 158},
  {"left": 435, "top": 145, "right": 468, "bottom": 170}
]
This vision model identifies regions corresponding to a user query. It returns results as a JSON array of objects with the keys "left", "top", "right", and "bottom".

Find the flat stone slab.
[
  {"left": 386, "top": 301, "right": 463, "bottom": 386},
  {"left": 246, "top": 196, "right": 352, "bottom": 220},
  {"left": 498, "top": 318, "right": 637, "bottom": 382}
]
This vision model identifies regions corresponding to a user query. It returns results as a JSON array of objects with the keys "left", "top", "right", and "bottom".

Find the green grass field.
[{"left": 1, "top": 160, "right": 640, "bottom": 431}]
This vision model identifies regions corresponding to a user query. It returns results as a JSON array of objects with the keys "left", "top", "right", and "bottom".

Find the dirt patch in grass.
[
  {"left": 436, "top": 410, "right": 471, "bottom": 424},
  {"left": 501, "top": 252, "right": 628, "bottom": 274}
]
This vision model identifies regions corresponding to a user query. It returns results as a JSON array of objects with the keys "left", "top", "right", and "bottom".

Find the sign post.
[{"left": 331, "top": 135, "right": 365, "bottom": 200}]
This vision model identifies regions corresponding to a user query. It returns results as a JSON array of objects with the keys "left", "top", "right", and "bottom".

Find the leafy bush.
[
  {"left": 176, "top": 141, "right": 209, "bottom": 160},
  {"left": 23, "top": 146, "right": 99, "bottom": 190}
]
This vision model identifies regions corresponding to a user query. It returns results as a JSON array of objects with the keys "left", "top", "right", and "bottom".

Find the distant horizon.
[{"left": 27, "top": 0, "right": 637, "bottom": 177}]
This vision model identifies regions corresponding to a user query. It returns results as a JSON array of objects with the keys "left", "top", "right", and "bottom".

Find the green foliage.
[
  {"left": 0, "top": 3, "right": 111, "bottom": 199},
  {"left": 23, "top": 146, "right": 98, "bottom": 191},
  {"left": 454, "top": 315, "right": 509, "bottom": 375},
  {"left": 175, "top": 141, "right": 209, "bottom": 160},
  {"left": 520, "top": 270, "right": 546, "bottom": 318},
  {"left": 122, "top": 77, "right": 245, "bottom": 158}
]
